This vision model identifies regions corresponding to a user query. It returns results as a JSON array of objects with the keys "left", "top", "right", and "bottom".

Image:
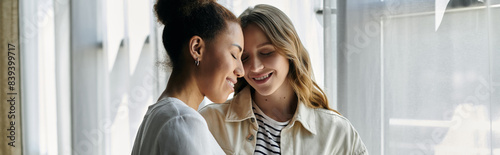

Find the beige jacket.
[{"left": 199, "top": 87, "right": 368, "bottom": 155}]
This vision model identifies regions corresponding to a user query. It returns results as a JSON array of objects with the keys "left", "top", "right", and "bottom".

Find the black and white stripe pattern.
[{"left": 252, "top": 102, "right": 289, "bottom": 155}]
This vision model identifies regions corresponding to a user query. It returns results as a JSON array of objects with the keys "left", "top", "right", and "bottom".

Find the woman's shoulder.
[
  {"left": 309, "top": 108, "right": 368, "bottom": 154},
  {"left": 312, "top": 108, "right": 356, "bottom": 131},
  {"left": 152, "top": 100, "right": 223, "bottom": 155},
  {"left": 313, "top": 108, "right": 347, "bottom": 120},
  {"left": 198, "top": 99, "right": 232, "bottom": 118},
  {"left": 134, "top": 98, "right": 211, "bottom": 152},
  {"left": 153, "top": 97, "right": 195, "bottom": 114},
  {"left": 147, "top": 97, "right": 204, "bottom": 125},
  {"left": 153, "top": 99, "right": 210, "bottom": 135}
]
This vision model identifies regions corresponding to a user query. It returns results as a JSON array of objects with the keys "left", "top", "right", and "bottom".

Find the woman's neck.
[
  {"left": 253, "top": 81, "right": 297, "bottom": 122},
  {"left": 159, "top": 69, "right": 204, "bottom": 110}
]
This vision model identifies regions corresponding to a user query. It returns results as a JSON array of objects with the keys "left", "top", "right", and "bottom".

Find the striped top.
[{"left": 252, "top": 102, "right": 290, "bottom": 155}]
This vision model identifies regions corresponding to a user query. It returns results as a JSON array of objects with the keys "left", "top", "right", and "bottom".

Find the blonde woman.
[{"left": 199, "top": 4, "right": 368, "bottom": 155}]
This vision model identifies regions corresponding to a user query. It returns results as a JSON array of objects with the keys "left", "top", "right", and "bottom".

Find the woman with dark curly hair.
[{"left": 131, "top": 0, "right": 244, "bottom": 154}]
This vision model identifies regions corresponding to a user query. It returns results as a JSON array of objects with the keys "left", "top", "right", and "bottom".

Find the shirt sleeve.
[
  {"left": 347, "top": 122, "right": 369, "bottom": 155},
  {"left": 157, "top": 114, "right": 223, "bottom": 155},
  {"left": 352, "top": 135, "right": 368, "bottom": 155}
]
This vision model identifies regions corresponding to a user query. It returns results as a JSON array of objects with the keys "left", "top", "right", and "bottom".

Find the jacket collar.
[
  {"left": 225, "top": 86, "right": 317, "bottom": 135},
  {"left": 225, "top": 86, "right": 255, "bottom": 122},
  {"left": 290, "top": 99, "right": 317, "bottom": 135}
]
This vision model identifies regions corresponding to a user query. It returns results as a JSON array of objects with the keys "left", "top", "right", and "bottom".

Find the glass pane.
[
  {"left": 383, "top": 7, "right": 491, "bottom": 154},
  {"left": 490, "top": 3, "right": 500, "bottom": 155},
  {"left": 337, "top": 0, "right": 497, "bottom": 155},
  {"left": 324, "top": 0, "right": 338, "bottom": 109}
]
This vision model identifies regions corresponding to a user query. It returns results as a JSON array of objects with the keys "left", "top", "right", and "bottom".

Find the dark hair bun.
[
  {"left": 154, "top": 0, "right": 237, "bottom": 70},
  {"left": 154, "top": 0, "right": 215, "bottom": 25}
]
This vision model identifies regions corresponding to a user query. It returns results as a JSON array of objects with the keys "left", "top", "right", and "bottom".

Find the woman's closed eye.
[
  {"left": 231, "top": 50, "right": 242, "bottom": 60},
  {"left": 260, "top": 51, "right": 274, "bottom": 56},
  {"left": 241, "top": 55, "right": 249, "bottom": 62}
]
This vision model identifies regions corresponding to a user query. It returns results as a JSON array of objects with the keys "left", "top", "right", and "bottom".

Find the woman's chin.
[
  {"left": 253, "top": 87, "right": 274, "bottom": 96},
  {"left": 208, "top": 94, "right": 229, "bottom": 104}
]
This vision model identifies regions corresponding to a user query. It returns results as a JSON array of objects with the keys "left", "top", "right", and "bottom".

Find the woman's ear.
[{"left": 189, "top": 36, "right": 205, "bottom": 62}]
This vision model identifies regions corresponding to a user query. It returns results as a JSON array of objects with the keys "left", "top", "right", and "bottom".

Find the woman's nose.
[
  {"left": 235, "top": 59, "right": 245, "bottom": 78},
  {"left": 247, "top": 56, "right": 263, "bottom": 72}
]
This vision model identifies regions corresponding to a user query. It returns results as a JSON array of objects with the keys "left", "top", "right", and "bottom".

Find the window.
[
  {"left": 20, "top": 0, "right": 162, "bottom": 154},
  {"left": 329, "top": 0, "right": 500, "bottom": 154}
]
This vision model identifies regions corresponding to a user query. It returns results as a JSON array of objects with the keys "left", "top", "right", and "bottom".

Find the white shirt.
[{"left": 131, "top": 97, "right": 224, "bottom": 155}]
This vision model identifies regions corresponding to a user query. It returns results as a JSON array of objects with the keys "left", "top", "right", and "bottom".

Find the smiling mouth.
[
  {"left": 226, "top": 80, "right": 235, "bottom": 88},
  {"left": 253, "top": 72, "right": 272, "bottom": 81}
]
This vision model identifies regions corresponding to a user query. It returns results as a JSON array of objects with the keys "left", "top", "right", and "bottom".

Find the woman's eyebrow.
[
  {"left": 257, "top": 42, "right": 272, "bottom": 48},
  {"left": 232, "top": 44, "right": 243, "bottom": 52}
]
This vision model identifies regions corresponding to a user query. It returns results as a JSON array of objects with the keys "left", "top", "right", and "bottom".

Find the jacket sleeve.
[{"left": 346, "top": 121, "right": 369, "bottom": 155}]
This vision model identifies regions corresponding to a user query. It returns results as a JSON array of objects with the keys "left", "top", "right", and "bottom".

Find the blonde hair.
[{"left": 236, "top": 4, "right": 340, "bottom": 114}]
